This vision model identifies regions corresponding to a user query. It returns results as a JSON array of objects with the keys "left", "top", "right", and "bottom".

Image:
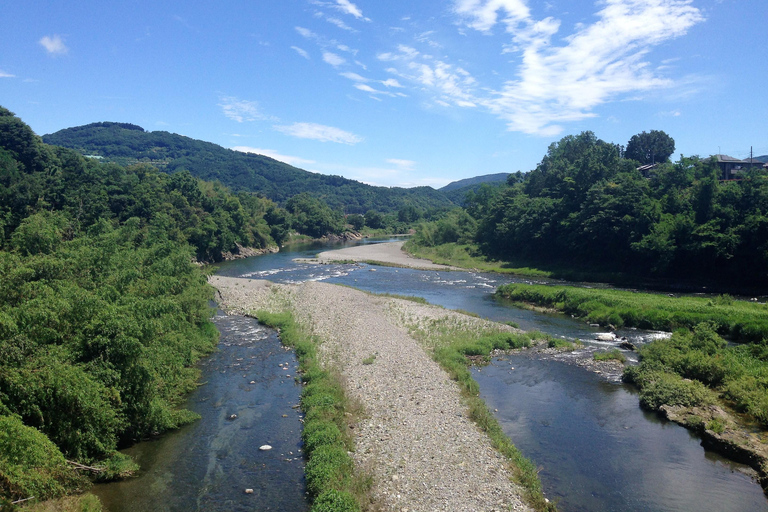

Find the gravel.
[
  {"left": 297, "top": 241, "right": 460, "bottom": 271},
  {"left": 210, "top": 275, "right": 532, "bottom": 512}
]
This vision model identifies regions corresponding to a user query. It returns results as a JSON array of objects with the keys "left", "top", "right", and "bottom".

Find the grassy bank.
[
  {"left": 402, "top": 241, "right": 553, "bottom": 277},
  {"left": 496, "top": 283, "right": 768, "bottom": 343},
  {"left": 398, "top": 312, "right": 556, "bottom": 512},
  {"left": 623, "top": 323, "right": 768, "bottom": 428},
  {"left": 254, "top": 311, "right": 366, "bottom": 512}
]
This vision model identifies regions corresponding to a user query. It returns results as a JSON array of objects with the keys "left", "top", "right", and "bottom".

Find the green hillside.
[
  {"left": 439, "top": 172, "right": 510, "bottom": 191},
  {"left": 43, "top": 123, "right": 454, "bottom": 214}
]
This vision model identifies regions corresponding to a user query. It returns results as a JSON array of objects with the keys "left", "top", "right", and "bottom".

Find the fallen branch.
[
  {"left": 66, "top": 460, "right": 105, "bottom": 473},
  {"left": 11, "top": 497, "right": 35, "bottom": 505}
]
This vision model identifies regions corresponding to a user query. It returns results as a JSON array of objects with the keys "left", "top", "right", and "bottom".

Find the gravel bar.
[
  {"left": 299, "top": 241, "right": 459, "bottom": 271},
  {"left": 210, "top": 275, "right": 532, "bottom": 512}
]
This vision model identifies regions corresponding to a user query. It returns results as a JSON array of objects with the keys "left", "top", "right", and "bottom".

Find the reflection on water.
[
  {"left": 93, "top": 311, "right": 309, "bottom": 512},
  {"left": 474, "top": 355, "right": 767, "bottom": 512}
]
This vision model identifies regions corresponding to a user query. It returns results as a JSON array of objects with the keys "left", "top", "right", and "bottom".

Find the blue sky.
[{"left": 2, "top": 0, "right": 766, "bottom": 188}]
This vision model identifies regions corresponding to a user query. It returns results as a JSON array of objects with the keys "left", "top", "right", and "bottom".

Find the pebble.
[{"left": 259, "top": 445, "right": 272, "bottom": 451}]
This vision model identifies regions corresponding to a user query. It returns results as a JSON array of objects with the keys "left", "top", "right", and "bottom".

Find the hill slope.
[
  {"left": 43, "top": 123, "right": 454, "bottom": 214},
  {"left": 439, "top": 172, "right": 510, "bottom": 192}
]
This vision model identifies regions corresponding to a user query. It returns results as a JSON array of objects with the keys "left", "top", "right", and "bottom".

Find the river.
[{"left": 95, "top": 239, "right": 768, "bottom": 511}]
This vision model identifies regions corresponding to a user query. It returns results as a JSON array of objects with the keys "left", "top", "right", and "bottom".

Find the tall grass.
[
  {"left": 496, "top": 284, "right": 768, "bottom": 342},
  {"left": 255, "top": 311, "right": 363, "bottom": 512}
]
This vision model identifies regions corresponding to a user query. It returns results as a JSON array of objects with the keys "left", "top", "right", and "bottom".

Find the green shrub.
[
  {"left": 706, "top": 418, "right": 725, "bottom": 434},
  {"left": 594, "top": 349, "right": 626, "bottom": 363},
  {"left": 302, "top": 421, "right": 343, "bottom": 454},
  {"left": 0, "top": 415, "right": 86, "bottom": 501},
  {"left": 548, "top": 338, "right": 575, "bottom": 350},
  {"left": 311, "top": 489, "right": 360, "bottom": 512},
  {"left": 305, "top": 445, "right": 353, "bottom": 498},
  {"left": 636, "top": 371, "right": 716, "bottom": 410}
]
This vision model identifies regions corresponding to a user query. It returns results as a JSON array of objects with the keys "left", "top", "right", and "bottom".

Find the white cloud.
[
  {"left": 296, "top": 26, "right": 316, "bottom": 39},
  {"left": 291, "top": 46, "right": 310, "bottom": 59},
  {"left": 232, "top": 146, "right": 317, "bottom": 166},
  {"left": 326, "top": 16, "right": 354, "bottom": 31},
  {"left": 218, "top": 96, "right": 271, "bottom": 123},
  {"left": 386, "top": 158, "right": 416, "bottom": 170},
  {"left": 323, "top": 51, "right": 346, "bottom": 67},
  {"left": 340, "top": 72, "right": 369, "bottom": 82},
  {"left": 381, "top": 78, "right": 403, "bottom": 88},
  {"left": 0, "top": 70, "right": 15, "bottom": 78},
  {"left": 39, "top": 34, "right": 68, "bottom": 55},
  {"left": 274, "top": 122, "right": 363, "bottom": 144},
  {"left": 453, "top": 0, "right": 531, "bottom": 32},
  {"left": 354, "top": 84, "right": 378, "bottom": 93},
  {"left": 336, "top": 0, "right": 365, "bottom": 19},
  {"left": 394, "top": 0, "right": 703, "bottom": 135}
]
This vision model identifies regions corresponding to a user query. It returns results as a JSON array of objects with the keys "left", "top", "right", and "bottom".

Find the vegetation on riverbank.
[
  {"left": 255, "top": 311, "right": 365, "bottom": 512},
  {"left": 403, "top": 241, "right": 553, "bottom": 276},
  {"left": 407, "top": 130, "right": 768, "bottom": 290},
  {"left": 495, "top": 283, "right": 768, "bottom": 342},
  {"left": 0, "top": 107, "right": 297, "bottom": 506},
  {"left": 624, "top": 323, "right": 768, "bottom": 427},
  {"left": 398, "top": 313, "right": 555, "bottom": 511}
]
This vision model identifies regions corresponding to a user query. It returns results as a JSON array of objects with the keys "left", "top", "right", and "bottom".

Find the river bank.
[
  {"left": 210, "top": 275, "right": 535, "bottom": 512},
  {"left": 296, "top": 240, "right": 460, "bottom": 271}
]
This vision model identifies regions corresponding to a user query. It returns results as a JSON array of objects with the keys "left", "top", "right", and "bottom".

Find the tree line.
[{"left": 412, "top": 130, "right": 768, "bottom": 288}]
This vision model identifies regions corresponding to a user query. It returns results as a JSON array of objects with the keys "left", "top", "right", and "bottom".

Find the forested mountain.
[
  {"left": 439, "top": 172, "right": 510, "bottom": 191},
  {"left": 43, "top": 123, "right": 454, "bottom": 214}
]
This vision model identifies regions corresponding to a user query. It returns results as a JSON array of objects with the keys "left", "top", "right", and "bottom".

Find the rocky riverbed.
[{"left": 210, "top": 275, "right": 533, "bottom": 512}]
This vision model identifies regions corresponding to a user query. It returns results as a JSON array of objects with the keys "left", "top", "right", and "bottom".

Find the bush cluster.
[{"left": 623, "top": 323, "right": 768, "bottom": 426}]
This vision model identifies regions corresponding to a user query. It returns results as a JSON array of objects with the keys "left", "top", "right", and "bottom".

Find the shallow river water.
[{"left": 96, "top": 239, "right": 768, "bottom": 511}]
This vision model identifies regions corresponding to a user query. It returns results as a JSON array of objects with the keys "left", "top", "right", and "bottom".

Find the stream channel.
[{"left": 95, "top": 239, "right": 768, "bottom": 511}]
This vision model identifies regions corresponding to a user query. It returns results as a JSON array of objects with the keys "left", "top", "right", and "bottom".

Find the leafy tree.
[
  {"left": 625, "top": 130, "right": 675, "bottom": 165},
  {"left": 363, "top": 210, "right": 385, "bottom": 230},
  {"left": 346, "top": 214, "right": 364, "bottom": 231},
  {"left": 286, "top": 193, "right": 344, "bottom": 238}
]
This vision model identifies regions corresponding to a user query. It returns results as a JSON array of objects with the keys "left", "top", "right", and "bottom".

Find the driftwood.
[
  {"left": 66, "top": 460, "right": 105, "bottom": 473},
  {"left": 11, "top": 497, "right": 36, "bottom": 505}
]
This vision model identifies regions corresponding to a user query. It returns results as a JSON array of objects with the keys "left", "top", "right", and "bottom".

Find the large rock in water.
[{"left": 595, "top": 333, "right": 616, "bottom": 341}]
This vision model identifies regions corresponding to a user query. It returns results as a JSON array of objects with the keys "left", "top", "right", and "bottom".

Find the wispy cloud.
[
  {"left": 218, "top": 96, "right": 272, "bottom": 123},
  {"left": 323, "top": 51, "right": 346, "bottom": 67},
  {"left": 386, "top": 158, "right": 416, "bottom": 170},
  {"left": 39, "top": 34, "right": 68, "bottom": 56},
  {"left": 326, "top": 16, "right": 355, "bottom": 31},
  {"left": 274, "top": 122, "right": 363, "bottom": 144},
  {"left": 0, "top": 70, "right": 15, "bottom": 78},
  {"left": 291, "top": 46, "right": 310, "bottom": 59},
  {"left": 335, "top": 0, "right": 366, "bottom": 20},
  {"left": 340, "top": 71, "right": 369, "bottom": 82},
  {"left": 233, "top": 146, "right": 317, "bottom": 166},
  {"left": 385, "top": 0, "right": 706, "bottom": 136}
]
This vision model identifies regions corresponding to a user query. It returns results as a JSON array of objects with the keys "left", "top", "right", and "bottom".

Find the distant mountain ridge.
[
  {"left": 440, "top": 173, "right": 510, "bottom": 191},
  {"left": 43, "top": 122, "right": 454, "bottom": 214}
]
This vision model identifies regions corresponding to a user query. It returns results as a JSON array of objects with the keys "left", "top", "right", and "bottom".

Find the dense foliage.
[
  {"left": 43, "top": 123, "right": 455, "bottom": 214},
  {"left": 465, "top": 131, "right": 768, "bottom": 287},
  {"left": 624, "top": 130, "right": 675, "bottom": 165},
  {"left": 495, "top": 284, "right": 768, "bottom": 342},
  {"left": 624, "top": 323, "right": 768, "bottom": 427},
  {"left": 0, "top": 107, "right": 289, "bottom": 502}
]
